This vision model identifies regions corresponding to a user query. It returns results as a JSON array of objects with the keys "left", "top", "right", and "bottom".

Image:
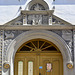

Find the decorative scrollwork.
[
  {"left": 67, "top": 61, "right": 73, "bottom": 69},
  {"left": 3, "top": 63, "right": 10, "bottom": 69}
]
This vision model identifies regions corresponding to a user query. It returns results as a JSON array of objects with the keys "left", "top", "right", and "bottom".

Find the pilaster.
[{"left": 0, "top": 30, "right": 4, "bottom": 75}]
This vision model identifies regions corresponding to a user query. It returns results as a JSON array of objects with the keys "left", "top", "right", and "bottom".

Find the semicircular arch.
[
  {"left": 6, "top": 30, "right": 72, "bottom": 64},
  {"left": 25, "top": 0, "right": 49, "bottom": 10},
  {"left": 17, "top": 38, "right": 60, "bottom": 52}
]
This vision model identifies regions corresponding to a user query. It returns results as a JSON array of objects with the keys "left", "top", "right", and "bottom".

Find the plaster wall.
[{"left": 0, "top": 0, "right": 75, "bottom": 25}]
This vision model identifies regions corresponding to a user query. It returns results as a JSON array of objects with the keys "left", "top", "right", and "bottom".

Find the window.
[
  {"left": 18, "top": 61, "right": 23, "bottom": 75},
  {"left": 19, "top": 39, "right": 60, "bottom": 52},
  {"left": 28, "top": 61, "right": 33, "bottom": 75}
]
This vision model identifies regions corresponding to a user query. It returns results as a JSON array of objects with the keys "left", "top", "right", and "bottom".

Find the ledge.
[
  {"left": 21, "top": 10, "right": 54, "bottom": 15},
  {"left": 0, "top": 25, "right": 75, "bottom": 30}
]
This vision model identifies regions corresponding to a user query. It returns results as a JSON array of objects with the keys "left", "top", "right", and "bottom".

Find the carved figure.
[
  {"left": 32, "top": 19, "right": 35, "bottom": 25},
  {"left": 34, "top": 4, "right": 40, "bottom": 11},
  {"left": 5, "top": 32, "right": 14, "bottom": 39},
  {"left": 38, "top": 19, "right": 41, "bottom": 25}
]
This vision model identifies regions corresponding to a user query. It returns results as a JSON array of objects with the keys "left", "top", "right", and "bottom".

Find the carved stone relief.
[
  {"left": 5, "top": 32, "right": 14, "bottom": 40},
  {"left": 11, "top": 18, "right": 23, "bottom": 25},
  {"left": 62, "top": 30, "right": 72, "bottom": 49},
  {"left": 52, "top": 18, "right": 65, "bottom": 25},
  {"left": 14, "top": 21, "right": 22, "bottom": 25},
  {"left": 42, "top": 15, "right": 48, "bottom": 25},
  {"left": 10, "top": 15, "right": 67, "bottom": 26},
  {"left": 27, "top": 14, "right": 48, "bottom": 25},
  {"left": 62, "top": 30, "right": 72, "bottom": 40},
  {"left": 48, "top": 30, "right": 72, "bottom": 49},
  {"left": 50, "top": 30, "right": 62, "bottom": 37},
  {"left": 62, "top": 30, "right": 73, "bottom": 60},
  {"left": 49, "top": 30, "right": 73, "bottom": 60},
  {"left": 30, "top": 3, "right": 45, "bottom": 10},
  {"left": 4, "top": 30, "right": 28, "bottom": 61},
  {"left": 3, "top": 30, "right": 73, "bottom": 61},
  {"left": 49, "top": 30, "right": 72, "bottom": 51}
]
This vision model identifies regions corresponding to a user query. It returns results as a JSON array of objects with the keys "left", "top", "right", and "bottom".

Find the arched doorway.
[{"left": 14, "top": 39, "right": 63, "bottom": 75}]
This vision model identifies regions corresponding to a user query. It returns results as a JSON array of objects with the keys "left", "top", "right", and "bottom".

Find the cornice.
[
  {"left": 21, "top": 10, "right": 54, "bottom": 15},
  {"left": 0, "top": 25, "right": 75, "bottom": 30}
]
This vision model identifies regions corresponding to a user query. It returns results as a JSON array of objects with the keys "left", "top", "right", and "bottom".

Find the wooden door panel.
[
  {"left": 14, "top": 53, "right": 38, "bottom": 75},
  {"left": 40, "top": 54, "right": 63, "bottom": 75},
  {"left": 25, "top": 56, "right": 37, "bottom": 75},
  {"left": 14, "top": 58, "right": 24, "bottom": 75},
  {"left": 15, "top": 53, "right": 63, "bottom": 75},
  {"left": 40, "top": 57, "right": 51, "bottom": 75},
  {"left": 52, "top": 58, "right": 63, "bottom": 75},
  {"left": 52, "top": 59, "right": 60, "bottom": 75},
  {"left": 43, "top": 59, "right": 51, "bottom": 75}
]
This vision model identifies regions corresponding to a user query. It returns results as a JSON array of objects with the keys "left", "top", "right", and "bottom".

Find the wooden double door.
[{"left": 14, "top": 52, "right": 63, "bottom": 75}]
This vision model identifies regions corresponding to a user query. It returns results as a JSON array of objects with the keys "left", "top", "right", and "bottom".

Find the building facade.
[{"left": 0, "top": 0, "right": 75, "bottom": 75}]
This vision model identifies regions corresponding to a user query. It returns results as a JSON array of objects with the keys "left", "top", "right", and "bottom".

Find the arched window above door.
[{"left": 17, "top": 39, "right": 60, "bottom": 53}]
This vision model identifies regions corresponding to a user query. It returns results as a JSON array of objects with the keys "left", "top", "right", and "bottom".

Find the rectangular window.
[
  {"left": 18, "top": 61, "right": 23, "bottom": 75},
  {"left": 28, "top": 61, "right": 33, "bottom": 75}
]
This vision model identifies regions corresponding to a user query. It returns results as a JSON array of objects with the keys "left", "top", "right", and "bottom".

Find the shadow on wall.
[
  {"left": 0, "top": 0, "right": 27, "bottom": 5},
  {"left": 52, "top": 0, "right": 75, "bottom": 5}
]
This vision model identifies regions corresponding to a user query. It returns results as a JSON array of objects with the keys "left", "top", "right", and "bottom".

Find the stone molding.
[
  {"left": 21, "top": 10, "right": 54, "bottom": 15},
  {"left": 0, "top": 25, "right": 75, "bottom": 30}
]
